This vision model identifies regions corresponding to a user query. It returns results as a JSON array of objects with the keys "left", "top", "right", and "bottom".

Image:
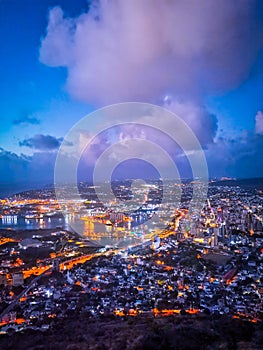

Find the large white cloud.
[
  {"left": 40, "top": 0, "right": 260, "bottom": 105},
  {"left": 37, "top": 1, "right": 263, "bottom": 182}
]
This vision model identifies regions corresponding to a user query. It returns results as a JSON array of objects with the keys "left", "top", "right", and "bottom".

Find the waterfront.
[{"left": 0, "top": 215, "right": 66, "bottom": 230}]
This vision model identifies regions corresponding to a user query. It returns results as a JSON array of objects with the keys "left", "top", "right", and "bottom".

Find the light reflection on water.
[
  {"left": 0, "top": 216, "right": 68, "bottom": 230},
  {"left": 0, "top": 212, "right": 155, "bottom": 248}
]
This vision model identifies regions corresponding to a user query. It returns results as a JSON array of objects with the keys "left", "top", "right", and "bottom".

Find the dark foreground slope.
[{"left": 0, "top": 315, "right": 263, "bottom": 350}]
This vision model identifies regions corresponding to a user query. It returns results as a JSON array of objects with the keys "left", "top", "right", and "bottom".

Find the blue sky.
[
  {"left": 0, "top": 0, "right": 263, "bottom": 196},
  {"left": 206, "top": 50, "right": 263, "bottom": 136},
  {"left": 0, "top": 0, "right": 92, "bottom": 152}
]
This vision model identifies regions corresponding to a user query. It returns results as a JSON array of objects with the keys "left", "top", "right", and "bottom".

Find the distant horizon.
[{"left": 1, "top": 176, "right": 263, "bottom": 199}]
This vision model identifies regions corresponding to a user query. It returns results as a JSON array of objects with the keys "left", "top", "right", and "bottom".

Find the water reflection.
[{"left": 0, "top": 215, "right": 67, "bottom": 230}]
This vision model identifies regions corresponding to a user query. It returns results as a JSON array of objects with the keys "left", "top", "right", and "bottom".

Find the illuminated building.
[
  {"left": 210, "top": 231, "right": 218, "bottom": 247},
  {"left": 151, "top": 236, "right": 160, "bottom": 250},
  {"left": 110, "top": 212, "right": 125, "bottom": 222}
]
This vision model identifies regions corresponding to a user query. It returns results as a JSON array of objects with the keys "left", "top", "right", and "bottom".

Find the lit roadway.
[
  {"left": 0, "top": 267, "right": 52, "bottom": 320},
  {"left": 0, "top": 215, "right": 188, "bottom": 320},
  {"left": 0, "top": 250, "right": 113, "bottom": 320},
  {"left": 0, "top": 240, "right": 153, "bottom": 320}
]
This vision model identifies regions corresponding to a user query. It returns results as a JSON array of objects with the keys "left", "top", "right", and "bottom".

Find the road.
[
  {"left": 0, "top": 246, "right": 131, "bottom": 321},
  {"left": 0, "top": 267, "right": 52, "bottom": 320},
  {"left": 0, "top": 251, "right": 103, "bottom": 320}
]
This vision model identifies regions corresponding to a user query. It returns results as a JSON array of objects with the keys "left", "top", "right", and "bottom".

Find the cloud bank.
[{"left": 0, "top": 148, "right": 56, "bottom": 197}]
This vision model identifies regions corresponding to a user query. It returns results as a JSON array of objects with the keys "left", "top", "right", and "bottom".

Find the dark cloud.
[
  {"left": 228, "top": 133, "right": 263, "bottom": 177},
  {"left": 0, "top": 148, "right": 56, "bottom": 197},
  {"left": 206, "top": 130, "right": 263, "bottom": 178},
  {"left": 19, "top": 134, "right": 63, "bottom": 150},
  {"left": 13, "top": 115, "right": 40, "bottom": 125}
]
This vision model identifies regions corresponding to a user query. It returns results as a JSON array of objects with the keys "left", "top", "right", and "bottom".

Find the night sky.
[{"left": 0, "top": 0, "right": 263, "bottom": 196}]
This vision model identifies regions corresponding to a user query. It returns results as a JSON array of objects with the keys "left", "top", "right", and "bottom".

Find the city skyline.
[{"left": 0, "top": 0, "right": 263, "bottom": 197}]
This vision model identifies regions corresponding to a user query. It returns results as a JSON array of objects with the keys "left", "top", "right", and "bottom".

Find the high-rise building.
[
  {"left": 0, "top": 273, "right": 7, "bottom": 286},
  {"left": 12, "top": 272, "right": 24, "bottom": 287},
  {"left": 219, "top": 222, "right": 226, "bottom": 238},
  {"left": 52, "top": 259, "right": 60, "bottom": 272},
  {"left": 211, "top": 231, "right": 218, "bottom": 247}
]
